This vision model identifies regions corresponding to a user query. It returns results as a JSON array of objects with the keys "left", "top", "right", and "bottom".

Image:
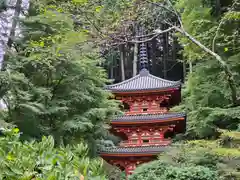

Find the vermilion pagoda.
[{"left": 100, "top": 31, "right": 186, "bottom": 177}]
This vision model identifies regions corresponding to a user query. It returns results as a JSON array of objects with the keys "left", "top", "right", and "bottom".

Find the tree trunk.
[
  {"left": 119, "top": 45, "right": 125, "bottom": 81},
  {"left": 189, "top": 61, "right": 193, "bottom": 73},
  {"left": 109, "top": 53, "right": 114, "bottom": 79},
  {"left": 125, "top": 43, "right": 131, "bottom": 78},
  {"left": 172, "top": 34, "right": 177, "bottom": 61},
  {"left": 2, "top": 0, "right": 22, "bottom": 70},
  {"left": 133, "top": 25, "right": 138, "bottom": 76},
  {"left": 163, "top": 28, "right": 168, "bottom": 78},
  {"left": 110, "top": 64, "right": 114, "bottom": 79},
  {"left": 151, "top": 38, "right": 157, "bottom": 75},
  {"left": 7, "top": 0, "right": 22, "bottom": 48},
  {"left": 182, "top": 60, "right": 187, "bottom": 81},
  {"left": 133, "top": 42, "right": 138, "bottom": 76},
  {"left": 215, "top": 0, "right": 221, "bottom": 17}
]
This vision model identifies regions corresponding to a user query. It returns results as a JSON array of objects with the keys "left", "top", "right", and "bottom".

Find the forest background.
[{"left": 0, "top": 0, "right": 239, "bottom": 179}]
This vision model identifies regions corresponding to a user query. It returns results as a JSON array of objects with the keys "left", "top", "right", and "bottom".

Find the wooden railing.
[
  {"left": 124, "top": 107, "right": 168, "bottom": 115},
  {"left": 119, "top": 139, "right": 171, "bottom": 147}
]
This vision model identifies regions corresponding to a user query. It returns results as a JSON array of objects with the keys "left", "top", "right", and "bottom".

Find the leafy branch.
[{"left": 149, "top": 0, "right": 239, "bottom": 106}]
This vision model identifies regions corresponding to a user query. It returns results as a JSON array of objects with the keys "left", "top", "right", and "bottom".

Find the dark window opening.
[
  {"left": 164, "top": 130, "right": 175, "bottom": 139},
  {"left": 142, "top": 139, "right": 149, "bottom": 143},
  {"left": 143, "top": 108, "right": 148, "bottom": 112},
  {"left": 160, "top": 99, "right": 168, "bottom": 107},
  {"left": 120, "top": 102, "right": 130, "bottom": 111}
]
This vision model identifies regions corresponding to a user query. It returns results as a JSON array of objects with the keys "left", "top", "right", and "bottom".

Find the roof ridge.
[
  {"left": 106, "top": 71, "right": 182, "bottom": 92},
  {"left": 148, "top": 73, "right": 181, "bottom": 84},
  {"left": 106, "top": 74, "right": 141, "bottom": 88}
]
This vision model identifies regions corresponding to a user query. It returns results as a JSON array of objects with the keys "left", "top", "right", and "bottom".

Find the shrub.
[
  {"left": 129, "top": 161, "right": 218, "bottom": 180},
  {"left": 0, "top": 128, "right": 107, "bottom": 180}
]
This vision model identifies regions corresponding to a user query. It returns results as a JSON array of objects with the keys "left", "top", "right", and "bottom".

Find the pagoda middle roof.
[
  {"left": 112, "top": 112, "right": 185, "bottom": 123},
  {"left": 106, "top": 69, "right": 181, "bottom": 92},
  {"left": 100, "top": 146, "right": 166, "bottom": 155}
]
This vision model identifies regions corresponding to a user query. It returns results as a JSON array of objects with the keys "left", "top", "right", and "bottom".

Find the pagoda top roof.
[
  {"left": 111, "top": 112, "right": 185, "bottom": 124},
  {"left": 106, "top": 69, "right": 181, "bottom": 93},
  {"left": 100, "top": 146, "right": 166, "bottom": 156}
]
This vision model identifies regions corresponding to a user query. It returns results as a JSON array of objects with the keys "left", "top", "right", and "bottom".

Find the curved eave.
[
  {"left": 105, "top": 69, "right": 182, "bottom": 94},
  {"left": 100, "top": 153, "right": 159, "bottom": 157},
  {"left": 111, "top": 112, "right": 186, "bottom": 125},
  {"left": 99, "top": 146, "right": 167, "bottom": 157},
  {"left": 106, "top": 85, "right": 181, "bottom": 94},
  {"left": 111, "top": 117, "right": 185, "bottom": 125}
]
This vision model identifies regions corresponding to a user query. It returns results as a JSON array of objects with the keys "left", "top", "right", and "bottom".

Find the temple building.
[{"left": 100, "top": 29, "right": 186, "bottom": 177}]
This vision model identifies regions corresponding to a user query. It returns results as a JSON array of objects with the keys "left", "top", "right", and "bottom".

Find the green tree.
[
  {"left": 0, "top": 1, "right": 119, "bottom": 154},
  {"left": 171, "top": 0, "right": 240, "bottom": 139}
]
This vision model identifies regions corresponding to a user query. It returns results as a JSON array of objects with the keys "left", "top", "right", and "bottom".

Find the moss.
[
  {"left": 219, "top": 129, "right": 240, "bottom": 140},
  {"left": 186, "top": 138, "right": 240, "bottom": 158},
  {"left": 187, "top": 140, "right": 217, "bottom": 148},
  {"left": 212, "top": 148, "right": 240, "bottom": 157},
  {"left": 217, "top": 130, "right": 240, "bottom": 148}
]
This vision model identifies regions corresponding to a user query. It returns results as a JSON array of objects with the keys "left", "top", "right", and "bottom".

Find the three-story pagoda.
[{"left": 100, "top": 30, "right": 186, "bottom": 177}]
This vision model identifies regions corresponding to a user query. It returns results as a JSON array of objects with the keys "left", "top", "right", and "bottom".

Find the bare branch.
[
  {"left": 119, "top": 27, "right": 174, "bottom": 44},
  {"left": 172, "top": 25, "right": 238, "bottom": 105},
  {"left": 165, "top": 0, "right": 183, "bottom": 28},
  {"left": 76, "top": 7, "right": 104, "bottom": 39},
  {"left": 212, "top": 20, "right": 224, "bottom": 52},
  {"left": 146, "top": 0, "right": 183, "bottom": 27},
  {"left": 135, "top": 32, "right": 159, "bottom": 38},
  {"left": 149, "top": 0, "right": 238, "bottom": 105},
  {"left": 145, "top": 0, "right": 175, "bottom": 14},
  {"left": 212, "top": 1, "right": 237, "bottom": 52}
]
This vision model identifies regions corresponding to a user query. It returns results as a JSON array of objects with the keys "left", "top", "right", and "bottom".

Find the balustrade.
[
  {"left": 125, "top": 107, "right": 168, "bottom": 115},
  {"left": 119, "top": 139, "right": 171, "bottom": 147}
]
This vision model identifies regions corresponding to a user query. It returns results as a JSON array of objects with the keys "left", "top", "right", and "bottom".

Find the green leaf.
[
  {"left": 224, "top": 47, "right": 228, "bottom": 52},
  {"left": 95, "top": 6, "right": 102, "bottom": 13},
  {"left": 13, "top": 128, "right": 19, "bottom": 133},
  {"left": 72, "top": 0, "right": 88, "bottom": 4},
  {"left": 39, "top": 41, "right": 44, "bottom": 47}
]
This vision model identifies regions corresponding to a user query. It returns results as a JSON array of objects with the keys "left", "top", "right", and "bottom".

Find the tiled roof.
[
  {"left": 112, "top": 112, "right": 185, "bottom": 122},
  {"left": 99, "top": 146, "right": 167, "bottom": 155},
  {"left": 106, "top": 69, "right": 181, "bottom": 92}
]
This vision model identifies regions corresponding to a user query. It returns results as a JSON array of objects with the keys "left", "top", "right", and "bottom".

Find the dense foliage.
[
  {"left": 0, "top": 0, "right": 119, "bottom": 154},
  {"left": 0, "top": 128, "right": 107, "bottom": 179},
  {"left": 130, "top": 130, "right": 240, "bottom": 180},
  {"left": 172, "top": 0, "right": 240, "bottom": 139},
  {"left": 130, "top": 162, "right": 218, "bottom": 180},
  {"left": 0, "top": 0, "right": 239, "bottom": 179}
]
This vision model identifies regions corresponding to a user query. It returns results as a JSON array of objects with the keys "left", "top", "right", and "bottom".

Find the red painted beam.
[{"left": 113, "top": 88, "right": 180, "bottom": 95}]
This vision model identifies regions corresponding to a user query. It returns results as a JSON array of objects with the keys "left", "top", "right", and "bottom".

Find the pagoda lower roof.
[
  {"left": 111, "top": 112, "right": 185, "bottom": 123},
  {"left": 106, "top": 69, "right": 181, "bottom": 93},
  {"left": 99, "top": 146, "right": 167, "bottom": 156}
]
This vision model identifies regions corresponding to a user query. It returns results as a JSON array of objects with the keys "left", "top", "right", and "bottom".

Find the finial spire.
[{"left": 139, "top": 26, "right": 149, "bottom": 71}]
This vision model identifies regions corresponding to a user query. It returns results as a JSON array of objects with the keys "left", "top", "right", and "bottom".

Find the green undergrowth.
[
  {"left": 129, "top": 130, "right": 240, "bottom": 180},
  {"left": 0, "top": 128, "right": 107, "bottom": 180}
]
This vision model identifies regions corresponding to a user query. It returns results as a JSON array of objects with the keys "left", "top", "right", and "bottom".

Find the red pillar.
[
  {"left": 160, "top": 131, "right": 164, "bottom": 139},
  {"left": 125, "top": 163, "right": 137, "bottom": 179},
  {"left": 138, "top": 132, "right": 142, "bottom": 146}
]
